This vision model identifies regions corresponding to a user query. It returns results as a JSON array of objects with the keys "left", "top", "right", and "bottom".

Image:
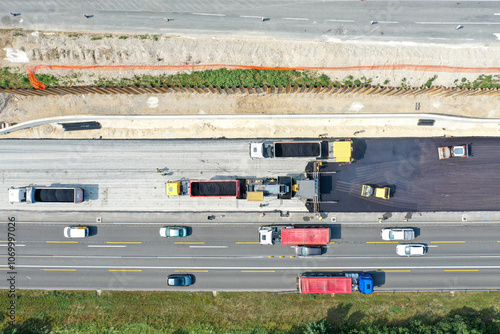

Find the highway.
[
  {"left": 2, "top": 0, "right": 500, "bottom": 42},
  {"left": 2, "top": 222, "right": 500, "bottom": 291}
]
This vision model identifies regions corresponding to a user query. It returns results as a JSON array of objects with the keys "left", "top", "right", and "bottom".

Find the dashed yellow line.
[
  {"left": 430, "top": 241, "right": 465, "bottom": 244},
  {"left": 175, "top": 242, "right": 205, "bottom": 245},
  {"left": 107, "top": 241, "right": 142, "bottom": 244},
  {"left": 175, "top": 270, "right": 208, "bottom": 273},
  {"left": 0, "top": 268, "right": 11, "bottom": 270},
  {"left": 235, "top": 242, "right": 260, "bottom": 244},
  {"left": 46, "top": 241, "right": 78, "bottom": 244},
  {"left": 444, "top": 269, "right": 478, "bottom": 272},
  {"left": 378, "top": 270, "right": 411, "bottom": 273},
  {"left": 241, "top": 270, "right": 275, "bottom": 273},
  {"left": 329, "top": 241, "right": 335, "bottom": 244},
  {"left": 109, "top": 270, "right": 142, "bottom": 272},
  {"left": 43, "top": 269, "right": 76, "bottom": 272},
  {"left": 366, "top": 241, "right": 398, "bottom": 244},
  {"left": 0, "top": 240, "right": 16, "bottom": 243}
]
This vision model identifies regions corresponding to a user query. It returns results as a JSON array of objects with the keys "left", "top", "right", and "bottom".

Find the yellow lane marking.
[
  {"left": 290, "top": 256, "right": 295, "bottom": 258},
  {"left": 109, "top": 270, "right": 142, "bottom": 272},
  {"left": 0, "top": 240, "right": 16, "bottom": 243},
  {"left": 175, "top": 242, "right": 205, "bottom": 245},
  {"left": 241, "top": 270, "right": 275, "bottom": 273},
  {"left": 175, "top": 270, "right": 208, "bottom": 273},
  {"left": 0, "top": 268, "right": 11, "bottom": 270},
  {"left": 366, "top": 241, "right": 398, "bottom": 244},
  {"left": 378, "top": 270, "right": 411, "bottom": 272},
  {"left": 430, "top": 241, "right": 465, "bottom": 244},
  {"left": 329, "top": 241, "right": 335, "bottom": 244},
  {"left": 444, "top": 269, "right": 478, "bottom": 272},
  {"left": 235, "top": 242, "right": 260, "bottom": 244},
  {"left": 46, "top": 241, "right": 78, "bottom": 244},
  {"left": 268, "top": 256, "right": 274, "bottom": 258},
  {"left": 43, "top": 269, "right": 76, "bottom": 272},
  {"left": 107, "top": 241, "right": 142, "bottom": 244}
]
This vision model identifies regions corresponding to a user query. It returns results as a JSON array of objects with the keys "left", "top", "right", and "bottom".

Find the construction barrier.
[{"left": 2, "top": 84, "right": 500, "bottom": 97}]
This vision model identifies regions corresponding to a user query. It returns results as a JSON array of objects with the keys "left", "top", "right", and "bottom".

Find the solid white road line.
[
  {"left": 282, "top": 18, "right": 309, "bottom": 21},
  {"left": 192, "top": 13, "right": 226, "bottom": 17},
  {"left": 325, "top": 19, "right": 354, "bottom": 23}
]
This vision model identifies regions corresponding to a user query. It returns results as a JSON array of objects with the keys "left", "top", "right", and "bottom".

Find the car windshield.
[
  {"left": 454, "top": 147, "right": 464, "bottom": 155},
  {"left": 389, "top": 231, "right": 395, "bottom": 239}
]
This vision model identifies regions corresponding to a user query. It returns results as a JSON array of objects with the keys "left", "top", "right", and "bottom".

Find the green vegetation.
[
  {"left": 91, "top": 36, "right": 103, "bottom": 41},
  {"left": 422, "top": 75, "right": 438, "bottom": 88},
  {"left": 454, "top": 74, "right": 500, "bottom": 89},
  {"left": 1, "top": 290, "right": 499, "bottom": 333},
  {"left": 118, "top": 36, "right": 128, "bottom": 40}
]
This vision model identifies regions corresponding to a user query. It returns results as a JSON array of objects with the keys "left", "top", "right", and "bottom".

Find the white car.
[
  {"left": 381, "top": 228, "right": 415, "bottom": 240},
  {"left": 396, "top": 244, "right": 426, "bottom": 256},
  {"left": 64, "top": 226, "right": 90, "bottom": 238},
  {"left": 159, "top": 226, "right": 188, "bottom": 238}
]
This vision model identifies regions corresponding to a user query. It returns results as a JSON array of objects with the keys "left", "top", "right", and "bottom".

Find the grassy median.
[{"left": 1, "top": 290, "right": 500, "bottom": 333}]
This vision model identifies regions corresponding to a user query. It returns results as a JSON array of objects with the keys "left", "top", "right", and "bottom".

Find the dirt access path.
[{"left": 1, "top": 30, "right": 500, "bottom": 139}]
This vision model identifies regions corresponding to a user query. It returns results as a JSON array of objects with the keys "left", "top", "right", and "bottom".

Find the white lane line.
[
  {"left": 378, "top": 21, "right": 398, "bottom": 24},
  {"left": 494, "top": 13, "right": 500, "bottom": 15},
  {"left": 0, "top": 244, "right": 25, "bottom": 247},
  {"left": 282, "top": 17, "right": 309, "bottom": 21},
  {"left": 87, "top": 245, "right": 127, "bottom": 248},
  {"left": 240, "top": 15, "right": 263, "bottom": 19},
  {"left": 192, "top": 13, "right": 226, "bottom": 17},
  {"left": 494, "top": 33, "right": 500, "bottom": 40},
  {"left": 325, "top": 19, "right": 354, "bottom": 23},
  {"left": 428, "top": 38, "right": 449, "bottom": 40},
  {"left": 416, "top": 21, "right": 500, "bottom": 25},
  {"left": 189, "top": 246, "right": 228, "bottom": 248}
]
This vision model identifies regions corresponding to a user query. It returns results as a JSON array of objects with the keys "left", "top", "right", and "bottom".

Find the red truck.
[
  {"left": 167, "top": 180, "right": 241, "bottom": 198},
  {"left": 297, "top": 272, "right": 374, "bottom": 294},
  {"left": 258, "top": 226, "right": 330, "bottom": 245}
]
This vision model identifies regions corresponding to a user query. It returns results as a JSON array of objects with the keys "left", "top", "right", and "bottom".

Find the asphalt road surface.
[
  {"left": 2, "top": 0, "right": 500, "bottom": 42},
  {"left": 2, "top": 222, "right": 500, "bottom": 291},
  {"left": 319, "top": 137, "right": 500, "bottom": 212}
]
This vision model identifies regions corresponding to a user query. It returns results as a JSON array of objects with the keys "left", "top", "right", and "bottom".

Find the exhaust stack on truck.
[
  {"left": 9, "top": 186, "right": 84, "bottom": 204},
  {"left": 297, "top": 272, "right": 374, "bottom": 294}
]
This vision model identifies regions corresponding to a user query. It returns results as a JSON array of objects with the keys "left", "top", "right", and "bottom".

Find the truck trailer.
[
  {"left": 9, "top": 186, "right": 84, "bottom": 204},
  {"left": 259, "top": 226, "right": 330, "bottom": 245},
  {"left": 250, "top": 139, "right": 353, "bottom": 162},
  {"left": 297, "top": 272, "right": 374, "bottom": 294},
  {"left": 166, "top": 180, "right": 241, "bottom": 198}
]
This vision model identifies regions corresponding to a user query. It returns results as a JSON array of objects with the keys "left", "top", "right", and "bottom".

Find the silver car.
[
  {"left": 159, "top": 226, "right": 188, "bottom": 238},
  {"left": 295, "top": 246, "right": 323, "bottom": 256}
]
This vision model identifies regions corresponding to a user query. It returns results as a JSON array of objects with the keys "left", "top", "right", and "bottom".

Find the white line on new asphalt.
[
  {"left": 240, "top": 16, "right": 263, "bottom": 19},
  {"left": 282, "top": 18, "right": 309, "bottom": 21},
  {"left": 0, "top": 244, "right": 25, "bottom": 247},
  {"left": 378, "top": 21, "right": 398, "bottom": 24}
]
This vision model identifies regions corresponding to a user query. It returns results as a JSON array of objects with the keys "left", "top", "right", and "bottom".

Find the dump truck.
[
  {"left": 380, "top": 228, "right": 415, "bottom": 240},
  {"left": 250, "top": 139, "right": 353, "bottom": 162},
  {"left": 258, "top": 226, "right": 330, "bottom": 245},
  {"left": 297, "top": 272, "right": 374, "bottom": 294},
  {"left": 361, "top": 185, "right": 391, "bottom": 199},
  {"left": 438, "top": 145, "right": 469, "bottom": 159},
  {"left": 166, "top": 180, "right": 241, "bottom": 198},
  {"left": 9, "top": 186, "right": 84, "bottom": 204}
]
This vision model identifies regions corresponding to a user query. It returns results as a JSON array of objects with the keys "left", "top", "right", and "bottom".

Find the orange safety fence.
[{"left": 26, "top": 64, "right": 500, "bottom": 90}]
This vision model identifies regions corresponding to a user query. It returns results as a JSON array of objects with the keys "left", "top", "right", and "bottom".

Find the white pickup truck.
[{"left": 380, "top": 228, "right": 415, "bottom": 240}]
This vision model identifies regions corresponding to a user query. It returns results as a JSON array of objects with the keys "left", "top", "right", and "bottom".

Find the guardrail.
[{"left": 2, "top": 84, "right": 500, "bottom": 97}]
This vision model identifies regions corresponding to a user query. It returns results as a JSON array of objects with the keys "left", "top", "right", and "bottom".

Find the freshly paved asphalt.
[{"left": 319, "top": 137, "right": 500, "bottom": 212}]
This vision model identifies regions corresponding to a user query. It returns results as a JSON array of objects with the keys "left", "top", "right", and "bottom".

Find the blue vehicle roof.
[{"left": 358, "top": 274, "right": 374, "bottom": 294}]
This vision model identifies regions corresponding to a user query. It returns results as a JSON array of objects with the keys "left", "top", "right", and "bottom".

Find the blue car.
[{"left": 167, "top": 274, "right": 194, "bottom": 286}]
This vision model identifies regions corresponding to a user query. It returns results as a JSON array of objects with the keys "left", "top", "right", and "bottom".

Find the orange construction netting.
[{"left": 26, "top": 64, "right": 500, "bottom": 90}]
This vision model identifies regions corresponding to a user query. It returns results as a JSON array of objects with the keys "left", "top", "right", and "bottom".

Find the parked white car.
[
  {"left": 396, "top": 244, "right": 426, "bottom": 256},
  {"left": 381, "top": 228, "right": 415, "bottom": 240}
]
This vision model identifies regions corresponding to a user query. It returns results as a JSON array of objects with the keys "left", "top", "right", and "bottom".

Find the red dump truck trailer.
[
  {"left": 297, "top": 272, "right": 374, "bottom": 294},
  {"left": 258, "top": 226, "right": 330, "bottom": 245}
]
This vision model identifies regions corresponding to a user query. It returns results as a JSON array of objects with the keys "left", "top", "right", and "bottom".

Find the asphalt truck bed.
[
  {"left": 275, "top": 142, "right": 321, "bottom": 157},
  {"left": 34, "top": 189, "right": 74, "bottom": 202},
  {"left": 190, "top": 181, "right": 239, "bottom": 197}
]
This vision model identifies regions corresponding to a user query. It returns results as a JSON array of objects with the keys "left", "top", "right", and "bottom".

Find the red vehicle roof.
[
  {"left": 281, "top": 228, "right": 330, "bottom": 245},
  {"left": 299, "top": 277, "right": 352, "bottom": 294}
]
